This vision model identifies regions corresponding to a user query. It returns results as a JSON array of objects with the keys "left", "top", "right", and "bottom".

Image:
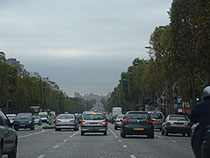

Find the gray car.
[
  {"left": 114, "top": 114, "right": 124, "bottom": 130},
  {"left": 55, "top": 114, "right": 79, "bottom": 131},
  {"left": 148, "top": 111, "right": 164, "bottom": 130},
  {"left": 81, "top": 112, "right": 107, "bottom": 135},
  {"left": 0, "top": 111, "right": 17, "bottom": 158}
]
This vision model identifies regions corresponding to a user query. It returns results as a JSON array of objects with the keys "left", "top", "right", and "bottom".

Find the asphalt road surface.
[{"left": 4, "top": 123, "right": 195, "bottom": 158}]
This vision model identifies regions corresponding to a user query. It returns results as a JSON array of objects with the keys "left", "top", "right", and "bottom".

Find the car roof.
[{"left": 127, "top": 111, "right": 148, "bottom": 114}]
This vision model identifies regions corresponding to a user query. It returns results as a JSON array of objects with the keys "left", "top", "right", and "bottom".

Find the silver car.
[
  {"left": 114, "top": 114, "right": 124, "bottom": 130},
  {"left": 0, "top": 111, "right": 17, "bottom": 158},
  {"left": 81, "top": 112, "right": 107, "bottom": 135},
  {"left": 161, "top": 114, "right": 191, "bottom": 137},
  {"left": 55, "top": 114, "right": 79, "bottom": 131},
  {"left": 148, "top": 111, "right": 164, "bottom": 130}
]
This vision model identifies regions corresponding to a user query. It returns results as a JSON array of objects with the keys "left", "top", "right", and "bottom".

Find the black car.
[
  {"left": 121, "top": 111, "right": 154, "bottom": 138},
  {"left": 13, "top": 113, "right": 35, "bottom": 131},
  {"left": 0, "top": 111, "right": 18, "bottom": 158}
]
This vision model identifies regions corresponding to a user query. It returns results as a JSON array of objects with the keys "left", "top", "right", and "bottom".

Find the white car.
[{"left": 6, "top": 114, "right": 16, "bottom": 124}]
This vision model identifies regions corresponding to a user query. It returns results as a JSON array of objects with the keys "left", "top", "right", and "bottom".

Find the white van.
[{"left": 112, "top": 107, "right": 122, "bottom": 116}]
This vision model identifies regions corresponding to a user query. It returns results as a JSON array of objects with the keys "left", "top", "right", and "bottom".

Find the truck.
[{"left": 112, "top": 107, "right": 122, "bottom": 116}]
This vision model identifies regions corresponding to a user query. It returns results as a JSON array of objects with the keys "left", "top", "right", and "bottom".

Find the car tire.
[
  {"left": 148, "top": 133, "right": 154, "bottom": 139},
  {"left": 161, "top": 129, "right": 164, "bottom": 135},
  {"left": 81, "top": 131, "right": 84, "bottom": 136},
  {"left": 0, "top": 141, "right": 2, "bottom": 158},
  {"left": 104, "top": 131, "right": 107, "bottom": 135},
  {"left": 114, "top": 126, "right": 117, "bottom": 130},
  {"left": 8, "top": 143, "right": 17, "bottom": 158},
  {"left": 182, "top": 133, "right": 185, "bottom": 137},
  {"left": 30, "top": 127, "right": 35, "bottom": 130},
  {"left": 15, "top": 128, "right": 19, "bottom": 131},
  {"left": 120, "top": 130, "right": 126, "bottom": 138},
  {"left": 187, "top": 133, "right": 191, "bottom": 137},
  {"left": 165, "top": 131, "right": 168, "bottom": 136}
]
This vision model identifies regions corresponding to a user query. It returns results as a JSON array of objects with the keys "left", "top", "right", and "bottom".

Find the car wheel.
[
  {"left": 8, "top": 143, "right": 17, "bottom": 158},
  {"left": 187, "top": 133, "right": 191, "bottom": 137},
  {"left": 104, "top": 131, "right": 107, "bottom": 135},
  {"left": 15, "top": 128, "right": 19, "bottom": 131},
  {"left": 161, "top": 129, "right": 164, "bottom": 135},
  {"left": 30, "top": 127, "right": 35, "bottom": 130},
  {"left": 0, "top": 141, "right": 2, "bottom": 158},
  {"left": 81, "top": 131, "right": 84, "bottom": 136},
  {"left": 182, "top": 133, "right": 185, "bottom": 137},
  {"left": 120, "top": 130, "right": 126, "bottom": 138},
  {"left": 114, "top": 126, "right": 117, "bottom": 130},
  {"left": 165, "top": 130, "right": 168, "bottom": 136},
  {"left": 148, "top": 133, "right": 154, "bottom": 139}
]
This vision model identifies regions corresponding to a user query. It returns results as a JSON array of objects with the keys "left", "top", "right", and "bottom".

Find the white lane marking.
[
  {"left": 109, "top": 129, "right": 118, "bottom": 138},
  {"left": 171, "top": 140, "right": 176, "bottom": 143},
  {"left": 53, "top": 145, "right": 59, "bottom": 149},
  {"left": 158, "top": 136, "right": 163, "bottom": 139},
  {"left": 118, "top": 140, "right": 122, "bottom": 142},
  {"left": 37, "top": 155, "right": 45, "bottom": 158},
  {"left": 123, "top": 145, "right": 127, "bottom": 148},
  {"left": 18, "top": 130, "right": 47, "bottom": 139},
  {"left": 70, "top": 131, "right": 79, "bottom": 138},
  {"left": 64, "top": 139, "right": 67, "bottom": 142},
  {"left": 130, "top": 155, "right": 136, "bottom": 158}
]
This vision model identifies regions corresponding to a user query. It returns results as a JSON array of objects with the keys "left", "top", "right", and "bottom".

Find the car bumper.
[
  {"left": 153, "top": 123, "right": 162, "bottom": 129},
  {"left": 123, "top": 126, "right": 154, "bottom": 135},
  {"left": 55, "top": 124, "right": 77, "bottom": 129},
  {"left": 165, "top": 126, "right": 191, "bottom": 134},
  {"left": 81, "top": 126, "right": 107, "bottom": 132},
  {"left": 14, "top": 123, "right": 34, "bottom": 129}
]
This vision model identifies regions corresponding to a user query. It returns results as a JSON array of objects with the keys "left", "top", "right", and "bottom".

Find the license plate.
[
  {"left": 174, "top": 123, "right": 184, "bottom": 126},
  {"left": 90, "top": 123, "right": 98, "bottom": 125},
  {"left": 134, "top": 128, "right": 144, "bottom": 131}
]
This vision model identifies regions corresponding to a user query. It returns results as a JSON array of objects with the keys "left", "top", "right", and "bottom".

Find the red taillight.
[
  {"left": 166, "top": 122, "right": 171, "bottom": 126},
  {"left": 187, "top": 123, "right": 192, "bottom": 127},
  {"left": 71, "top": 120, "right": 76, "bottom": 123},
  {"left": 102, "top": 121, "right": 107, "bottom": 125},
  {"left": 124, "top": 119, "right": 131, "bottom": 124},
  {"left": 147, "top": 120, "right": 153, "bottom": 124},
  {"left": 56, "top": 120, "right": 61, "bottom": 123},
  {"left": 116, "top": 119, "right": 120, "bottom": 122},
  {"left": 82, "top": 121, "right": 86, "bottom": 125}
]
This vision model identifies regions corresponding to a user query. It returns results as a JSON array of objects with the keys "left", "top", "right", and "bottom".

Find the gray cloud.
[{"left": 0, "top": 0, "right": 172, "bottom": 95}]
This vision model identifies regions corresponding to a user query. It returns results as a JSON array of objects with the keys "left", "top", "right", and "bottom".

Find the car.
[
  {"left": 33, "top": 116, "right": 42, "bottom": 125},
  {"left": 161, "top": 114, "right": 191, "bottom": 137},
  {"left": 111, "top": 115, "right": 117, "bottom": 124},
  {"left": 114, "top": 114, "right": 124, "bottom": 130},
  {"left": 55, "top": 114, "right": 79, "bottom": 131},
  {"left": 39, "top": 112, "right": 48, "bottom": 123},
  {"left": 148, "top": 111, "right": 164, "bottom": 130},
  {"left": 81, "top": 112, "right": 108, "bottom": 136},
  {"left": 120, "top": 111, "right": 154, "bottom": 138},
  {"left": 13, "top": 113, "right": 35, "bottom": 131},
  {"left": 6, "top": 114, "right": 16, "bottom": 125},
  {"left": 0, "top": 111, "right": 18, "bottom": 158}
]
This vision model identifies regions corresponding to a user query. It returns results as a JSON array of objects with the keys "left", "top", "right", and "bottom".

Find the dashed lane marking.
[
  {"left": 118, "top": 140, "right": 122, "bottom": 142},
  {"left": 70, "top": 131, "right": 79, "bottom": 138},
  {"left": 37, "top": 155, "right": 45, "bottom": 158},
  {"left": 109, "top": 129, "right": 118, "bottom": 138},
  {"left": 130, "top": 155, "right": 137, "bottom": 158},
  {"left": 18, "top": 130, "right": 47, "bottom": 139},
  {"left": 64, "top": 139, "right": 67, "bottom": 142},
  {"left": 53, "top": 145, "right": 59, "bottom": 149},
  {"left": 123, "top": 145, "right": 127, "bottom": 148},
  {"left": 171, "top": 140, "right": 176, "bottom": 143}
]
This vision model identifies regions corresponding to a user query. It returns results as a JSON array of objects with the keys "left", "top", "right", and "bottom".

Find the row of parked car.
[{"left": 111, "top": 111, "right": 192, "bottom": 138}]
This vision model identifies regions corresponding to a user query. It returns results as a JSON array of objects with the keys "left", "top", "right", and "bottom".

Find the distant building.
[
  {"left": 29, "top": 72, "right": 42, "bottom": 80},
  {"left": 7, "top": 58, "right": 28, "bottom": 76},
  {"left": 43, "top": 77, "right": 60, "bottom": 91},
  {"left": 0, "top": 52, "right": 6, "bottom": 61}
]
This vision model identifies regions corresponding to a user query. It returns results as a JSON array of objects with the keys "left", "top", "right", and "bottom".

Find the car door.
[
  {"left": 0, "top": 111, "right": 10, "bottom": 152},
  {"left": 1, "top": 112, "right": 16, "bottom": 151}
]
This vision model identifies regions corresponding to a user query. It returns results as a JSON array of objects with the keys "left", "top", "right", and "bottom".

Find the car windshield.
[
  {"left": 169, "top": 116, "right": 188, "bottom": 121},
  {"left": 149, "top": 113, "right": 163, "bottom": 119},
  {"left": 8, "top": 116, "right": 16, "bottom": 120},
  {"left": 127, "top": 114, "right": 148, "bottom": 119},
  {"left": 16, "top": 114, "right": 31, "bottom": 119},
  {"left": 84, "top": 114, "right": 105, "bottom": 120},
  {"left": 58, "top": 115, "right": 74, "bottom": 119},
  {"left": 33, "top": 116, "right": 40, "bottom": 119},
  {"left": 117, "top": 115, "right": 124, "bottom": 119},
  {"left": 39, "top": 115, "right": 48, "bottom": 118}
]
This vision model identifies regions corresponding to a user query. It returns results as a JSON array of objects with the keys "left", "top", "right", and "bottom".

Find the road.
[{"left": 3, "top": 123, "right": 195, "bottom": 158}]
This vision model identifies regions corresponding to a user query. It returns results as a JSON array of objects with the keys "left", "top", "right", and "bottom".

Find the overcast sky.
[{"left": 0, "top": 0, "right": 172, "bottom": 96}]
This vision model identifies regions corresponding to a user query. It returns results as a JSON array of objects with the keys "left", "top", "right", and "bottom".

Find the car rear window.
[
  {"left": 84, "top": 114, "right": 105, "bottom": 120},
  {"left": 169, "top": 116, "right": 188, "bottom": 121},
  {"left": 127, "top": 113, "right": 148, "bottom": 119},
  {"left": 149, "top": 113, "right": 163, "bottom": 119},
  {"left": 16, "top": 114, "right": 31, "bottom": 119},
  {"left": 58, "top": 115, "right": 74, "bottom": 119},
  {"left": 117, "top": 115, "right": 124, "bottom": 119}
]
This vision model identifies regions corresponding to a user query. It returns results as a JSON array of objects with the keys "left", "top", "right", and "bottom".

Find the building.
[
  {"left": 0, "top": 52, "right": 6, "bottom": 61},
  {"left": 43, "top": 77, "right": 60, "bottom": 91},
  {"left": 29, "top": 72, "right": 42, "bottom": 80},
  {"left": 7, "top": 58, "right": 28, "bottom": 76}
]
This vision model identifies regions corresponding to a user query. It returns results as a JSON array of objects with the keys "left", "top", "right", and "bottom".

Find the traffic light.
[{"left": 196, "top": 97, "right": 200, "bottom": 102}]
